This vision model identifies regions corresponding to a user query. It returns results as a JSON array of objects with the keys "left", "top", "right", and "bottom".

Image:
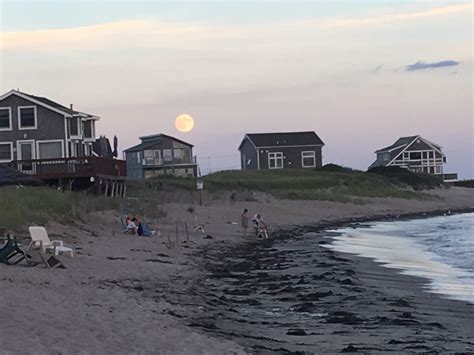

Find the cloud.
[
  {"left": 320, "top": 3, "right": 473, "bottom": 29},
  {"left": 405, "top": 60, "right": 460, "bottom": 71},
  {"left": 1, "top": 3, "right": 472, "bottom": 52}
]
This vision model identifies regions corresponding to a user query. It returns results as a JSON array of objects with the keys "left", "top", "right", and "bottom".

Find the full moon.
[{"left": 175, "top": 114, "right": 194, "bottom": 133}]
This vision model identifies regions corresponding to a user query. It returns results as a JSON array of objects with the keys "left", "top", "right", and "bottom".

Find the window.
[
  {"left": 435, "top": 166, "right": 442, "bottom": 174},
  {"left": 144, "top": 150, "right": 161, "bottom": 165},
  {"left": 37, "top": 141, "right": 63, "bottom": 159},
  {"left": 18, "top": 106, "right": 37, "bottom": 129},
  {"left": 403, "top": 152, "right": 409, "bottom": 159},
  {"left": 0, "top": 142, "right": 13, "bottom": 162},
  {"left": 268, "top": 152, "right": 284, "bottom": 169},
  {"left": 0, "top": 108, "right": 11, "bottom": 130},
  {"left": 301, "top": 151, "right": 316, "bottom": 168},
  {"left": 409, "top": 152, "right": 421, "bottom": 160},
  {"left": 70, "top": 118, "right": 79, "bottom": 136},
  {"left": 163, "top": 149, "right": 172, "bottom": 162},
  {"left": 84, "top": 120, "right": 93, "bottom": 138},
  {"left": 174, "top": 149, "right": 183, "bottom": 159}
]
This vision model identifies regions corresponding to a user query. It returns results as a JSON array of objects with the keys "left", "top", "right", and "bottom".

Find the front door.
[{"left": 17, "top": 141, "right": 35, "bottom": 174}]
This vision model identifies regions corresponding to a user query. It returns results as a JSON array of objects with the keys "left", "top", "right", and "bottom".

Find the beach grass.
[
  {"left": 133, "top": 168, "right": 428, "bottom": 203},
  {"left": 0, "top": 186, "right": 119, "bottom": 229}
]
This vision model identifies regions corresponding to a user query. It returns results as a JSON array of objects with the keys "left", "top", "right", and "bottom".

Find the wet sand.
[{"left": 0, "top": 187, "right": 473, "bottom": 354}]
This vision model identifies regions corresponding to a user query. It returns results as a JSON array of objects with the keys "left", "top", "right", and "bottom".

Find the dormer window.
[{"left": 18, "top": 106, "right": 37, "bottom": 130}]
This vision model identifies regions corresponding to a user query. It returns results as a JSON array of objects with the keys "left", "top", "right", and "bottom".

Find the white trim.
[
  {"left": 16, "top": 140, "right": 36, "bottom": 160},
  {"left": 386, "top": 136, "right": 419, "bottom": 166},
  {"left": 375, "top": 144, "right": 408, "bottom": 153},
  {"left": 301, "top": 150, "right": 316, "bottom": 168},
  {"left": 0, "top": 90, "right": 73, "bottom": 117},
  {"left": 63, "top": 116, "right": 69, "bottom": 157},
  {"left": 0, "top": 107, "right": 12, "bottom": 131},
  {"left": 17, "top": 106, "right": 38, "bottom": 130},
  {"left": 256, "top": 144, "right": 323, "bottom": 149},
  {"left": 36, "top": 139, "right": 65, "bottom": 159},
  {"left": 0, "top": 141, "right": 14, "bottom": 162},
  {"left": 418, "top": 137, "right": 444, "bottom": 156},
  {"left": 268, "top": 151, "right": 284, "bottom": 169}
]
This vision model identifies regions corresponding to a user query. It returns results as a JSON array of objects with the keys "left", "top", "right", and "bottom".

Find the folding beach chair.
[
  {"left": 27, "top": 226, "right": 73, "bottom": 265},
  {"left": 0, "top": 235, "right": 29, "bottom": 265}
]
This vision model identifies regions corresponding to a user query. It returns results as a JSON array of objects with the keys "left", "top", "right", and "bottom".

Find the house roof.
[
  {"left": 93, "top": 136, "right": 113, "bottom": 158},
  {"left": 0, "top": 165, "right": 43, "bottom": 187},
  {"left": 0, "top": 89, "right": 99, "bottom": 119},
  {"left": 375, "top": 136, "right": 419, "bottom": 153},
  {"left": 124, "top": 134, "right": 194, "bottom": 153},
  {"left": 240, "top": 131, "right": 325, "bottom": 150}
]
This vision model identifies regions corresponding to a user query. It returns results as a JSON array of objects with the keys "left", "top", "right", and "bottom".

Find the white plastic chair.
[{"left": 28, "top": 226, "right": 74, "bottom": 257}]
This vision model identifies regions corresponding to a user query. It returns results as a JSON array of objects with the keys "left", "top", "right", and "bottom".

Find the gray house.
[
  {"left": 238, "top": 131, "right": 325, "bottom": 170},
  {"left": 124, "top": 134, "right": 198, "bottom": 179},
  {"left": 0, "top": 89, "right": 98, "bottom": 167},
  {"left": 369, "top": 135, "right": 446, "bottom": 175}
]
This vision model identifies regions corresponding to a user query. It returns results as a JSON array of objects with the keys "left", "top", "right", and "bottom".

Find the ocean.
[{"left": 326, "top": 212, "right": 474, "bottom": 303}]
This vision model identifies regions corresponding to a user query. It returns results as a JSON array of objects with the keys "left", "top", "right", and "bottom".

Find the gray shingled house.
[
  {"left": 238, "top": 131, "right": 325, "bottom": 170},
  {"left": 124, "top": 134, "right": 198, "bottom": 179},
  {"left": 0, "top": 89, "right": 98, "bottom": 164},
  {"left": 0, "top": 90, "right": 127, "bottom": 194},
  {"left": 369, "top": 135, "right": 446, "bottom": 175}
]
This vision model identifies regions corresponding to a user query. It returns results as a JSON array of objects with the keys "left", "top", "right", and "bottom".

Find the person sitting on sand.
[
  {"left": 135, "top": 216, "right": 157, "bottom": 237},
  {"left": 126, "top": 217, "right": 138, "bottom": 235},
  {"left": 241, "top": 209, "right": 250, "bottom": 238},
  {"left": 252, "top": 214, "right": 268, "bottom": 239}
]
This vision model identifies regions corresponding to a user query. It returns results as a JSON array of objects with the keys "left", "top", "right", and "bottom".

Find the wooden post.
[
  {"left": 175, "top": 221, "right": 179, "bottom": 249},
  {"left": 185, "top": 222, "right": 189, "bottom": 242},
  {"left": 123, "top": 183, "right": 127, "bottom": 198},
  {"left": 104, "top": 180, "right": 109, "bottom": 197}
]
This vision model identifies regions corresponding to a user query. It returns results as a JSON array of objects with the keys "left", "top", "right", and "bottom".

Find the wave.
[{"left": 324, "top": 213, "right": 474, "bottom": 303}]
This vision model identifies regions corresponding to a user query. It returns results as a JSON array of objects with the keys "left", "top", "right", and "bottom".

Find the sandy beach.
[{"left": 1, "top": 187, "right": 474, "bottom": 354}]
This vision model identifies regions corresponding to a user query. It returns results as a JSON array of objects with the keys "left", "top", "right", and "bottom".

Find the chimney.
[{"left": 70, "top": 104, "right": 74, "bottom": 110}]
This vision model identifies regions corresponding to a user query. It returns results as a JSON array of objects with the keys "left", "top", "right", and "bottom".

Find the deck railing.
[{"left": 10, "top": 156, "right": 127, "bottom": 180}]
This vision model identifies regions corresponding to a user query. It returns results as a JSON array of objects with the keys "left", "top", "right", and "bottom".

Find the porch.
[{"left": 9, "top": 157, "right": 127, "bottom": 196}]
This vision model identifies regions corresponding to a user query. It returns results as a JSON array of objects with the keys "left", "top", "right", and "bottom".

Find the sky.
[{"left": 0, "top": 1, "right": 472, "bottom": 177}]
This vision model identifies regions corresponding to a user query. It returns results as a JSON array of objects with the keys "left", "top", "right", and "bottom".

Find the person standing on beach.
[
  {"left": 241, "top": 209, "right": 250, "bottom": 238},
  {"left": 230, "top": 192, "right": 236, "bottom": 206}
]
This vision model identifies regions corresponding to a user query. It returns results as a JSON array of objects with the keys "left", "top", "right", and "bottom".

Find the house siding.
[
  {"left": 257, "top": 146, "right": 323, "bottom": 170},
  {"left": 125, "top": 151, "right": 143, "bottom": 179},
  {"left": 0, "top": 95, "right": 66, "bottom": 160},
  {"left": 239, "top": 138, "right": 258, "bottom": 170}
]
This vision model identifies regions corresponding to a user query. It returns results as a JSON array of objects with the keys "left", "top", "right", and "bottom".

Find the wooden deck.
[
  {"left": 9, "top": 157, "right": 127, "bottom": 196},
  {"left": 10, "top": 156, "right": 126, "bottom": 180}
]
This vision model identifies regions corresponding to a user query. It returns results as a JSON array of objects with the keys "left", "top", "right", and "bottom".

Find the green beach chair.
[{"left": 0, "top": 235, "right": 29, "bottom": 265}]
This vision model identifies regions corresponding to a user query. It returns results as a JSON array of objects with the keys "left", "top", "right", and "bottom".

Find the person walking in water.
[{"left": 241, "top": 208, "right": 250, "bottom": 238}]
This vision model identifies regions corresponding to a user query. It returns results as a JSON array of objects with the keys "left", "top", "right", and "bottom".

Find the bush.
[
  {"left": 0, "top": 186, "right": 119, "bottom": 229},
  {"left": 367, "top": 166, "right": 443, "bottom": 190}
]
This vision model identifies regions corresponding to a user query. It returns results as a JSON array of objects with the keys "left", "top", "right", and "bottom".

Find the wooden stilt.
[{"left": 185, "top": 222, "right": 190, "bottom": 242}]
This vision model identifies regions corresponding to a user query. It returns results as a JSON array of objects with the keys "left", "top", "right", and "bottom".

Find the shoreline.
[
  {"left": 183, "top": 215, "right": 474, "bottom": 353},
  {"left": 1, "top": 188, "right": 474, "bottom": 353}
]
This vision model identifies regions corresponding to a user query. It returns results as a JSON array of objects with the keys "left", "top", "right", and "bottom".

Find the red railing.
[{"left": 10, "top": 157, "right": 127, "bottom": 180}]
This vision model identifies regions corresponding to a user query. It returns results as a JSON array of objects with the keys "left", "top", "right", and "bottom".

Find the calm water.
[{"left": 326, "top": 213, "right": 474, "bottom": 303}]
